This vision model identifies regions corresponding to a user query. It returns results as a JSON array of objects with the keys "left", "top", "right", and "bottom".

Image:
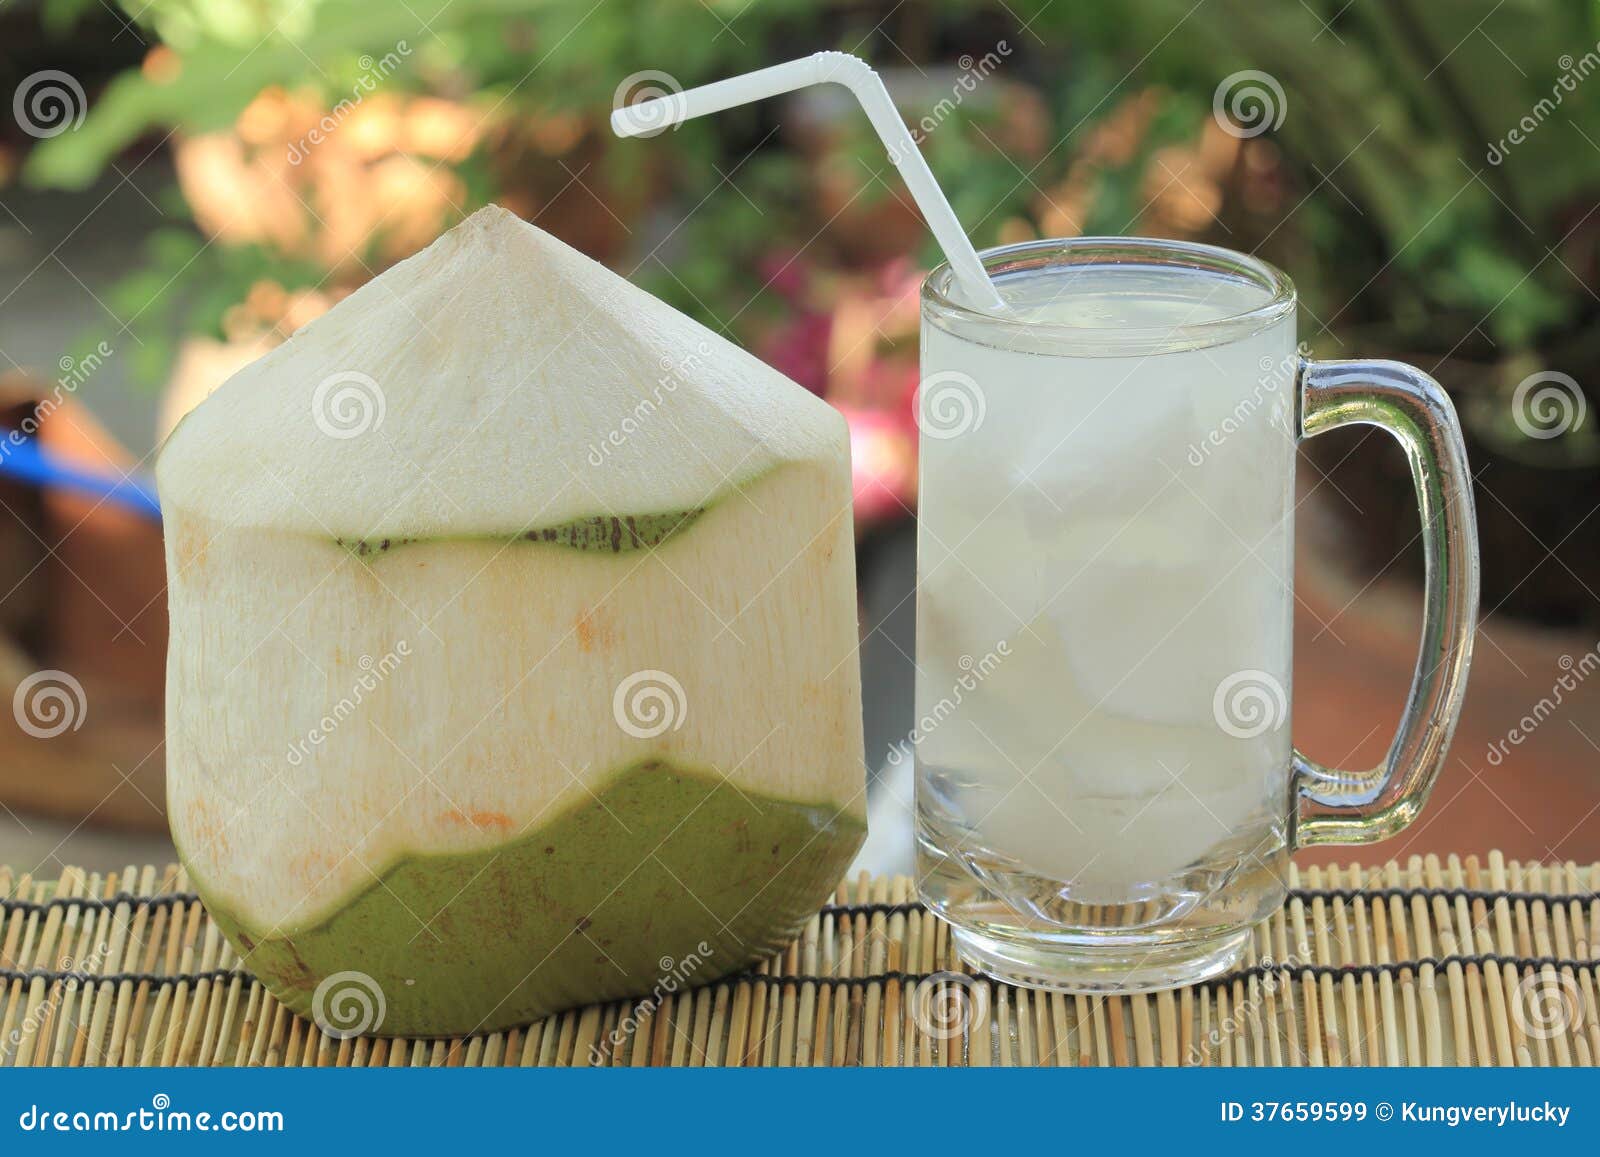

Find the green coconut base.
[{"left": 185, "top": 761, "right": 864, "bottom": 1038}]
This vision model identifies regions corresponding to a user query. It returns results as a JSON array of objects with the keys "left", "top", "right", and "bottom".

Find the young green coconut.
[{"left": 159, "top": 205, "right": 866, "bottom": 1037}]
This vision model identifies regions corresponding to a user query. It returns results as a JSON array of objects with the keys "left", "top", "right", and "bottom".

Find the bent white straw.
[{"left": 611, "top": 51, "right": 1006, "bottom": 311}]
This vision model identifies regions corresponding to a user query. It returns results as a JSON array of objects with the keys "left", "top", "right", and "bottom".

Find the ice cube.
[
  {"left": 1036, "top": 496, "right": 1289, "bottom": 727},
  {"left": 1001, "top": 710, "right": 1282, "bottom": 898},
  {"left": 1017, "top": 373, "right": 1196, "bottom": 520}
]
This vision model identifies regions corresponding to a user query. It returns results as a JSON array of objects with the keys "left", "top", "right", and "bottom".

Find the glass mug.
[{"left": 914, "top": 238, "right": 1478, "bottom": 992}]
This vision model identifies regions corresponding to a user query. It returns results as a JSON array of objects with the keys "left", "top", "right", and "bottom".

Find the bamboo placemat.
[{"left": 1, "top": 853, "right": 1595, "bottom": 1067}]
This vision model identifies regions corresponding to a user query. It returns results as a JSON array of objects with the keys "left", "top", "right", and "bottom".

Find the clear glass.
[{"left": 914, "top": 238, "right": 1478, "bottom": 993}]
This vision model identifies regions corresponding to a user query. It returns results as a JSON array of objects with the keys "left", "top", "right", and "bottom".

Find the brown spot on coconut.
[{"left": 573, "top": 606, "right": 615, "bottom": 653}]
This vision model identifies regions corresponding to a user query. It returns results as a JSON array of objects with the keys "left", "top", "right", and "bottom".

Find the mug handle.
[{"left": 1292, "top": 358, "right": 1480, "bottom": 847}]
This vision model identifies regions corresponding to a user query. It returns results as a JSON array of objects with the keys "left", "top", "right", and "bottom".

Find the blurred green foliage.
[
  {"left": 1035, "top": 0, "right": 1600, "bottom": 358},
  {"left": 22, "top": 0, "right": 1600, "bottom": 392}
]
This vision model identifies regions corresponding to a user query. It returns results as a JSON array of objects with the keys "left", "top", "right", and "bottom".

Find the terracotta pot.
[{"left": 0, "top": 376, "right": 166, "bottom": 831}]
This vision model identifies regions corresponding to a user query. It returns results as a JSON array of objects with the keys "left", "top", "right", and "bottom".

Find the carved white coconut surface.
[{"left": 158, "top": 206, "right": 865, "bottom": 934}]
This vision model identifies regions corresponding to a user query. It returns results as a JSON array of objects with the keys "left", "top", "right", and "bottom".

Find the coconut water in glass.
[{"left": 914, "top": 238, "right": 1478, "bottom": 992}]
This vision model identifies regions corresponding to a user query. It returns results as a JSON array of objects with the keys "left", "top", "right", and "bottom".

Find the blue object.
[{"left": 0, "top": 434, "right": 161, "bottom": 520}]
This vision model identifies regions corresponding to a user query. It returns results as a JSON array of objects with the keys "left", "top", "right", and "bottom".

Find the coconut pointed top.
[{"left": 157, "top": 205, "right": 844, "bottom": 538}]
